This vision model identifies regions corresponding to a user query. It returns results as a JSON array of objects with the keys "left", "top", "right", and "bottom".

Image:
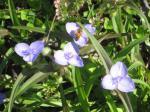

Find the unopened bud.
[{"left": 42, "top": 47, "right": 52, "bottom": 56}]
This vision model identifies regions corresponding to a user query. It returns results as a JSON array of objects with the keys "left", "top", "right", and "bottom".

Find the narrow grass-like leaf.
[
  {"left": 8, "top": 71, "right": 28, "bottom": 112},
  {"left": 10, "top": 26, "right": 45, "bottom": 34},
  {"left": 105, "top": 92, "right": 118, "bottom": 112},
  {"left": 127, "top": 2, "right": 150, "bottom": 31},
  {"left": 111, "top": 7, "right": 124, "bottom": 33},
  {"left": 16, "top": 71, "right": 49, "bottom": 96},
  {"left": 72, "top": 67, "right": 90, "bottom": 112},
  {"left": 98, "top": 33, "right": 127, "bottom": 43},
  {"left": 7, "top": 0, "right": 20, "bottom": 25},
  {"left": 116, "top": 37, "right": 147, "bottom": 59},
  {"left": 133, "top": 79, "right": 150, "bottom": 89},
  {"left": 77, "top": 22, "right": 112, "bottom": 73},
  {"left": 85, "top": 73, "right": 99, "bottom": 97},
  {"left": 128, "top": 61, "right": 144, "bottom": 71},
  {"left": 0, "top": 48, "right": 14, "bottom": 75},
  {"left": 116, "top": 91, "right": 133, "bottom": 112}
]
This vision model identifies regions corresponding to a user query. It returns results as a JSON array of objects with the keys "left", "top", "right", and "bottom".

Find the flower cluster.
[
  {"left": 14, "top": 22, "right": 95, "bottom": 65},
  {"left": 101, "top": 62, "right": 135, "bottom": 93},
  {"left": 15, "top": 40, "right": 44, "bottom": 62},
  {"left": 54, "top": 22, "right": 96, "bottom": 67},
  {"left": 14, "top": 23, "right": 135, "bottom": 93}
]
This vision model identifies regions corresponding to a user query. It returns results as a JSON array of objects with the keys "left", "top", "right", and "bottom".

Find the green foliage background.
[{"left": 0, "top": 0, "right": 150, "bottom": 112}]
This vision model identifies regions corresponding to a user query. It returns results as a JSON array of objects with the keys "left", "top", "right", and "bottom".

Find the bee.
[{"left": 74, "top": 29, "right": 82, "bottom": 41}]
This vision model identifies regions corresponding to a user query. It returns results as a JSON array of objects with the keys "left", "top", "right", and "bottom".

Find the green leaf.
[
  {"left": 133, "top": 79, "right": 150, "bottom": 89},
  {"left": 125, "top": 2, "right": 150, "bottom": 31},
  {"left": 10, "top": 26, "right": 45, "bottom": 34},
  {"left": 98, "top": 33, "right": 127, "bottom": 43},
  {"left": 116, "top": 37, "right": 147, "bottom": 59},
  {"left": 7, "top": 0, "right": 20, "bottom": 25},
  {"left": 111, "top": 7, "right": 124, "bottom": 33},
  {"left": 8, "top": 70, "right": 28, "bottom": 112},
  {"left": 77, "top": 22, "right": 112, "bottom": 73},
  {"left": 16, "top": 71, "right": 49, "bottom": 97},
  {"left": 85, "top": 73, "right": 99, "bottom": 97},
  {"left": 72, "top": 67, "right": 90, "bottom": 112},
  {"left": 128, "top": 61, "right": 144, "bottom": 71},
  {"left": 7, "top": 70, "right": 50, "bottom": 112},
  {"left": 105, "top": 92, "right": 118, "bottom": 112},
  {"left": 104, "top": 17, "right": 113, "bottom": 30},
  {"left": 0, "top": 48, "right": 14, "bottom": 75}
]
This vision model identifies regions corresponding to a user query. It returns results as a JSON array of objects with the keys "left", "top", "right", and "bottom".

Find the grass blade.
[
  {"left": 105, "top": 92, "right": 118, "bottom": 112},
  {"left": 133, "top": 79, "right": 150, "bottom": 89},
  {"left": 7, "top": 0, "right": 20, "bottom": 25},
  {"left": 72, "top": 67, "right": 90, "bottom": 112},
  {"left": 10, "top": 26, "right": 46, "bottom": 34},
  {"left": 77, "top": 22, "right": 112, "bottom": 73},
  {"left": 8, "top": 70, "right": 28, "bottom": 112},
  {"left": 116, "top": 37, "right": 147, "bottom": 59},
  {"left": 16, "top": 71, "right": 49, "bottom": 96},
  {"left": 0, "top": 48, "right": 14, "bottom": 75}
]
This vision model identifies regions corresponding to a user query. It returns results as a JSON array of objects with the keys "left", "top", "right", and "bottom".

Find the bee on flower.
[{"left": 66, "top": 22, "right": 96, "bottom": 47}]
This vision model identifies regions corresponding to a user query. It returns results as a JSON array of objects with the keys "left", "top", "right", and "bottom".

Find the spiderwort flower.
[
  {"left": 66, "top": 22, "right": 96, "bottom": 47},
  {"left": 101, "top": 62, "right": 135, "bottom": 93},
  {"left": 54, "top": 42, "right": 84, "bottom": 67},
  {"left": 15, "top": 40, "right": 44, "bottom": 62},
  {"left": 0, "top": 93, "right": 5, "bottom": 104}
]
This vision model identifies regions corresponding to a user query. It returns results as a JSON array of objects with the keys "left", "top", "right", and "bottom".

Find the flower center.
[
  {"left": 65, "top": 52, "right": 74, "bottom": 60},
  {"left": 21, "top": 50, "right": 31, "bottom": 56}
]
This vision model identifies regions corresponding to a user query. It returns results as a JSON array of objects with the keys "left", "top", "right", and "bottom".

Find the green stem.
[
  {"left": 45, "top": 15, "right": 56, "bottom": 44},
  {"left": 124, "top": 93, "right": 133, "bottom": 112},
  {"left": 117, "top": 91, "right": 133, "bottom": 112}
]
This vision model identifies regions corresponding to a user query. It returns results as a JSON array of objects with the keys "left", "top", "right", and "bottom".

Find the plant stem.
[
  {"left": 116, "top": 90, "right": 133, "bottom": 112},
  {"left": 45, "top": 15, "right": 56, "bottom": 44}
]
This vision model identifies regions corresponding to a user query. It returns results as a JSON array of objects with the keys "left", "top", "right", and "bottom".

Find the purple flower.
[
  {"left": 54, "top": 42, "right": 84, "bottom": 67},
  {"left": 66, "top": 22, "right": 96, "bottom": 47},
  {"left": 15, "top": 40, "right": 44, "bottom": 62},
  {"left": 0, "top": 93, "right": 5, "bottom": 104},
  {"left": 101, "top": 62, "right": 135, "bottom": 93}
]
